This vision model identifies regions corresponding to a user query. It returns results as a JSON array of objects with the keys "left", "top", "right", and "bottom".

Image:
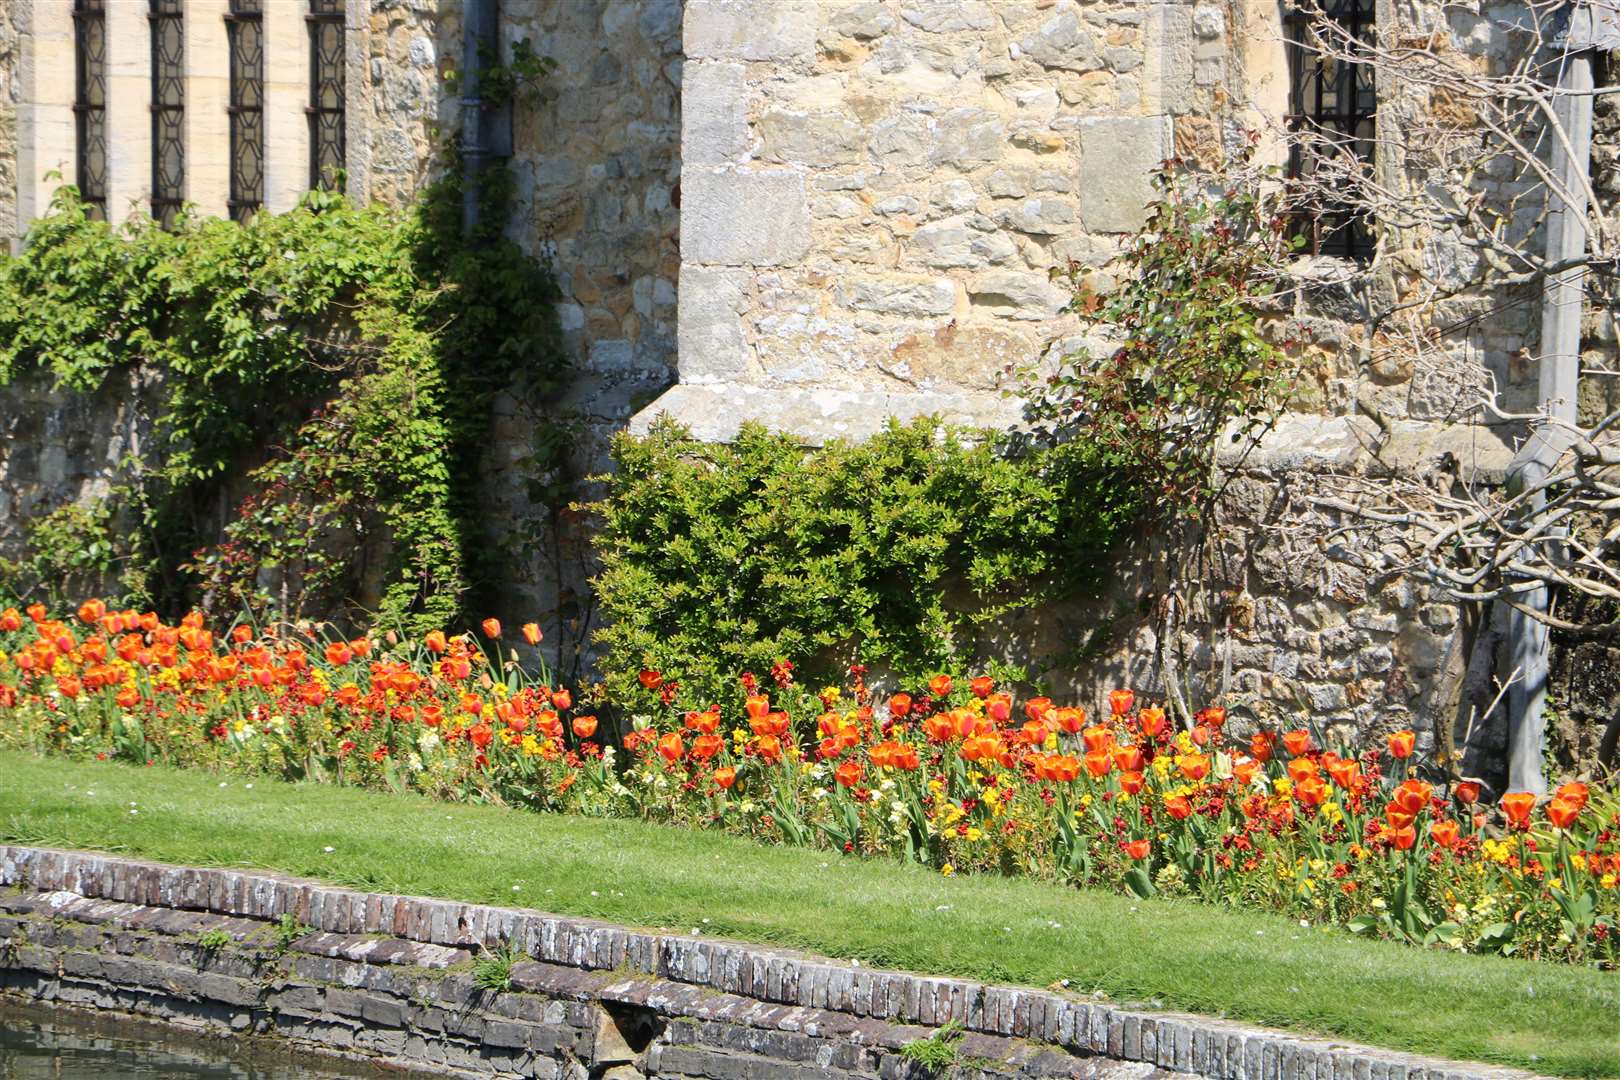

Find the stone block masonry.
[{"left": 0, "top": 847, "right": 1543, "bottom": 1080}]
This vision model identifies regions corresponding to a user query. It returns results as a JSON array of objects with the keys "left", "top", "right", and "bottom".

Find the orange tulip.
[
  {"left": 1389, "top": 825, "right": 1417, "bottom": 851},
  {"left": 889, "top": 693, "right": 912, "bottom": 719},
  {"left": 970, "top": 676, "right": 994, "bottom": 699},
  {"left": 481, "top": 618, "right": 501, "bottom": 639},
  {"left": 1392, "top": 779, "right": 1432, "bottom": 816},
  {"left": 1125, "top": 839, "right": 1151, "bottom": 860},
  {"left": 1108, "top": 689, "right": 1135, "bottom": 717},
  {"left": 424, "top": 630, "right": 447, "bottom": 654},
  {"left": 1195, "top": 705, "right": 1227, "bottom": 729},
  {"left": 325, "top": 642, "right": 353, "bottom": 666},
  {"left": 1430, "top": 820, "right": 1460, "bottom": 849},
  {"left": 744, "top": 694, "right": 770, "bottom": 720},
  {"left": 76, "top": 599, "right": 106, "bottom": 625},
  {"left": 1286, "top": 757, "right": 1319, "bottom": 784},
  {"left": 522, "top": 622, "right": 542, "bottom": 646},
  {"left": 1387, "top": 729, "right": 1415, "bottom": 759},
  {"left": 1384, "top": 806, "right": 1415, "bottom": 831},
  {"left": 551, "top": 688, "right": 573, "bottom": 711},
  {"left": 1020, "top": 719, "right": 1050, "bottom": 745},
  {"left": 1327, "top": 758, "right": 1360, "bottom": 789},
  {"left": 571, "top": 715, "right": 598, "bottom": 739},
  {"left": 1112, "top": 744, "right": 1145, "bottom": 773},
  {"left": 835, "top": 760, "right": 864, "bottom": 788},
  {"left": 1135, "top": 706, "right": 1167, "bottom": 739},
  {"left": 0, "top": 608, "right": 19, "bottom": 632},
  {"left": 1554, "top": 781, "right": 1589, "bottom": 811},
  {"left": 985, "top": 693, "right": 1012, "bottom": 724},
  {"left": 691, "top": 734, "right": 724, "bottom": 761},
  {"left": 1084, "top": 749, "right": 1112, "bottom": 778},
  {"left": 1024, "top": 696, "right": 1053, "bottom": 721},
  {"left": 1249, "top": 732, "right": 1274, "bottom": 762},
  {"left": 961, "top": 733, "right": 1001, "bottom": 762},
  {"left": 25, "top": 603, "right": 47, "bottom": 624},
  {"left": 1545, "top": 798, "right": 1581, "bottom": 831},
  {"left": 639, "top": 669, "right": 664, "bottom": 691},
  {"left": 1282, "top": 730, "right": 1312, "bottom": 757},
  {"left": 1117, "top": 769, "right": 1144, "bottom": 795},
  {"left": 656, "top": 732, "right": 684, "bottom": 763},
  {"left": 752, "top": 735, "right": 783, "bottom": 764},
  {"left": 713, "top": 766, "right": 737, "bottom": 790},
  {"left": 1164, "top": 794, "right": 1193, "bottom": 820},
  {"left": 1295, "top": 777, "right": 1329, "bottom": 808},
  {"left": 1081, "top": 726, "right": 1114, "bottom": 752},
  {"left": 1053, "top": 707, "right": 1085, "bottom": 734},
  {"left": 1233, "top": 758, "right": 1260, "bottom": 787},
  {"left": 1179, "top": 753, "right": 1210, "bottom": 782},
  {"left": 1453, "top": 780, "right": 1481, "bottom": 805},
  {"left": 928, "top": 675, "right": 952, "bottom": 699}
]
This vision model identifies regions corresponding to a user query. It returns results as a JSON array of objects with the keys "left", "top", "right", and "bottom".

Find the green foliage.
[
  {"left": 899, "top": 1020, "right": 964, "bottom": 1073},
  {"left": 0, "top": 490, "right": 153, "bottom": 609},
  {"left": 196, "top": 927, "right": 232, "bottom": 952},
  {"left": 272, "top": 912, "right": 309, "bottom": 954},
  {"left": 588, "top": 417, "right": 1139, "bottom": 706},
  {"left": 0, "top": 171, "right": 562, "bottom": 629},
  {"left": 473, "top": 946, "right": 518, "bottom": 991},
  {"left": 1018, "top": 144, "right": 1293, "bottom": 512}
]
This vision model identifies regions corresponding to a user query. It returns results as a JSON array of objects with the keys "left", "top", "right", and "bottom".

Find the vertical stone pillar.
[
  {"left": 104, "top": 0, "right": 152, "bottom": 226},
  {"left": 263, "top": 0, "right": 307, "bottom": 212},
  {"left": 16, "top": 0, "right": 77, "bottom": 233},
  {"left": 183, "top": 0, "right": 230, "bottom": 219}
]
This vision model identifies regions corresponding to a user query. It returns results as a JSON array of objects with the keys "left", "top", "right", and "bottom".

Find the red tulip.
[
  {"left": 1125, "top": 839, "right": 1151, "bottom": 860},
  {"left": 1453, "top": 780, "right": 1480, "bottom": 805}
]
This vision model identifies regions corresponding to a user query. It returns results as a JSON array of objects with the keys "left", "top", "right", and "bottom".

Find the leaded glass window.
[
  {"left": 308, "top": 0, "right": 346, "bottom": 191},
  {"left": 1285, "top": 0, "right": 1377, "bottom": 260},
  {"left": 150, "top": 0, "right": 185, "bottom": 228},
  {"left": 73, "top": 0, "right": 108, "bottom": 220},
  {"left": 227, "top": 0, "right": 264, "bottom": 222}
]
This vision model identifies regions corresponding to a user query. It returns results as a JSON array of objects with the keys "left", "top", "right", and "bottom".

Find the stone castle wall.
[{"left": 0, "top": 846, "right": 1540, "bottom": 1080}]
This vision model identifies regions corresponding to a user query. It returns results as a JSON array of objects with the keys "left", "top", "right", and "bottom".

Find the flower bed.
[{"left": 1, "top": 600, "right": 1615, "bottom": 967}]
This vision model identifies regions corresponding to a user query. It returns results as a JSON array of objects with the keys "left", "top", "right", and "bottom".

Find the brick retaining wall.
[{"left": 0, "top": 846, "right": 1541, "bottom": 1080}]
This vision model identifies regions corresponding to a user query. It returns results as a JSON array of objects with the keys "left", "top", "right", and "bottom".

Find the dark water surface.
[{"left": 0, "top": 1003, "right": 401, "bottom": 1079}]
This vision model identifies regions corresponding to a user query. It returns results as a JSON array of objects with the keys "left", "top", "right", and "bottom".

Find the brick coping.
[{"left": 0, "top": 845, "right": 1544, "bottom": 1080}]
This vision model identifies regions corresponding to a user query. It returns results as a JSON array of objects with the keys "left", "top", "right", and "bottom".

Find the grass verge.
[{"left": 0, "top": 751, "right": 1614, "bottom": 1077}]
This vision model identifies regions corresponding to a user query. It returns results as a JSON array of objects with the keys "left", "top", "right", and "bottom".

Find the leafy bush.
[
  {"left": 1018, "top": 145, "right": 1293, "bottom": 512},
  {"left": 0, "top": 181, "right": 562, "bottom": 630},
  {"left": 587, "top": 417, "right": 1140, "bottom": 706}
]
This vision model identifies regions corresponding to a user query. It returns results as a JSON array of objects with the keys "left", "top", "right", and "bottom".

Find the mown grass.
[{"left": 0, "top": 751, "right": 1614, "bottom": 1076}]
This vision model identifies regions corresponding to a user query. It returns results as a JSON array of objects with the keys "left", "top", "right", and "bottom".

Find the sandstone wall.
[
  {"left": 0, "top": 846, "right": 1537, "bottom": 1080},
  {"left": 0, "top": 0, "right": 17, "bottom": 247}
]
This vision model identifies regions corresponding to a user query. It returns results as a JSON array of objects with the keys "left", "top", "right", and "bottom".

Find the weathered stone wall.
[
  {"left": 0, "top": 0, "right": 17, "bottom": 248},
  {"left": 0, "top": 847, "right": 1542, "bottom": 1080},
  {"left": 644, "top": 0, "right": 1229, "bottom": 440}
]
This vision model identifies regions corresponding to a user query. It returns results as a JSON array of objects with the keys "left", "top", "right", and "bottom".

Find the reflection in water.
[{"left": 0, "top": 1005, "right": 394, "bottom": 1079}]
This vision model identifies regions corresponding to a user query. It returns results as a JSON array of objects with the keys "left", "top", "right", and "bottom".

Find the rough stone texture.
[
  {"left": 682, "top": 168, "right": 814, "bottom": 266},
  {"left": 638, "top": 0, "right": 1209, "bottom": 442},
  {"left": 0, "top": 0, "right": 16, "bottom": 249},
  {"left": 0, "top": 848, "right": 1548, "bottom": 1080}
]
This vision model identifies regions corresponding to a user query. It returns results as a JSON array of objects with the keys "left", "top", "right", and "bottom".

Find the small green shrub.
[
  {"left": 588, "top": 417, "right": 1140, "bottom": 706},
  {"left": 272, "top": 912, "right": 310, "bottom": 954},
  {"left": 196, "top": 927, "right": 232, "bottom": 952},
  {"left": 899, "top": 1020, "right": 964, "bottom": 1073},
  {"left": 473, "top": 946, "right": 519, "bottom": 992}
]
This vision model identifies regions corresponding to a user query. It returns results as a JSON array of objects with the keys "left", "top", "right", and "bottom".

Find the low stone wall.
[{"left": 0, "top": 846, "right": 1540, "bottom": 1080}]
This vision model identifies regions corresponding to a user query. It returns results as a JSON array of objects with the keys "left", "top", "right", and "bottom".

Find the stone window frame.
[{"left": 1282, "top": 0, "right": 1378, "bottom": 260}]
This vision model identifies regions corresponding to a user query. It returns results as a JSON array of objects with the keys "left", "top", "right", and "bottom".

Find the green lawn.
[{"left": 0, "top": 751, "right": 1614, "bottom": 1077}]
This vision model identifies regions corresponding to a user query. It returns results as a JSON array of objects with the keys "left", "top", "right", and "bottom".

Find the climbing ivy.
[{"left": 0, "top": 174, "right": 562, "bottom": 630}]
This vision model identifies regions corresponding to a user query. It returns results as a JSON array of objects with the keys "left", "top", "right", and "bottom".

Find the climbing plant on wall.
[{"left": 0, "top": 178, "right": 562, "bottom": 630}]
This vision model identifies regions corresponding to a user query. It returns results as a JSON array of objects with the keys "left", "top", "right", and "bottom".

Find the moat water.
[{"left": 0, "top": 1003, "right": 397, "bottom": 1078}]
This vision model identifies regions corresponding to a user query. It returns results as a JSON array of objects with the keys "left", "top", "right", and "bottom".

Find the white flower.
[{"left": 417, "top": 731, "right": 441, "bottom": 753}]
